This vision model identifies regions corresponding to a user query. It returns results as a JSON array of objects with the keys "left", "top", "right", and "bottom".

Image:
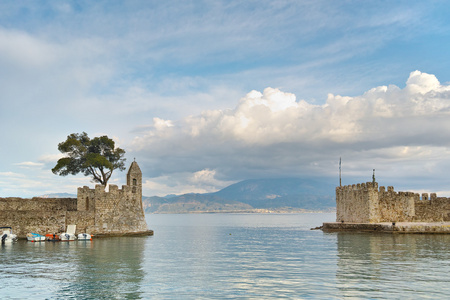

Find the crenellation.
[
  {"left": 123, "top": 185, "right": 131, "bottom": 193},
  {"left": 337, "top": 180, "right": 450, "bottom": 223},
  {"left": 109, "top": 184, "right": 119, "bottom": 192},
  {"left": 0, "top": 161, "right": 150, "bottom": 238}
]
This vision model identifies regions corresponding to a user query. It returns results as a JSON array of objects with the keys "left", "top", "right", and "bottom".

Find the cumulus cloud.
[
  {"left": 142, "top": 169, "right": 235, "bottom": 196},
  {"left": 131, "top": 71, "right": 450, "bottom": 195}
]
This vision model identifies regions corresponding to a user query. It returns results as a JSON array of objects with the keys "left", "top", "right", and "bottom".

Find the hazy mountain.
[
  {"left": 40, "top": 178, "right": 337, "bottom": 213},
  {"left": 143, "top": 194, "right": 253, "bottom": 213},
  {"left": 143, "top": 177, "right": 336, "bottom": 213}
]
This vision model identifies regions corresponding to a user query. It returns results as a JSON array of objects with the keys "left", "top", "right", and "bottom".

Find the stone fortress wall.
[
  {"left": 0, "top": 161, "right": 150, "bottom": 238},
  {"left": 336, "top": 182, "right": 450, "bottom": 223}
]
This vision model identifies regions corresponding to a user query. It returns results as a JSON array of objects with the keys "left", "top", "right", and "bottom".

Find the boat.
[
  {"left": 27, "top": 232, "right": 46, "bottom": 242},
  {"left": 60, "top": 232, "right": 76, "bottom": 241},
  {"left": 77, "top": 233, "right": 92, "bottom": 241},
  {"left": 60, "top": 224, "right": 77, "bottom": 241},
  {"left": 45, "top": 233, "right": 60, "bottom": 241},
  {"left": 1, "top": 227, "right": 18, "bottom": 244}
]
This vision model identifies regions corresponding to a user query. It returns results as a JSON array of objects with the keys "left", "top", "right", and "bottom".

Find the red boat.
[{"left": 45, "top": 234, "right": 60, "bottom": 241}]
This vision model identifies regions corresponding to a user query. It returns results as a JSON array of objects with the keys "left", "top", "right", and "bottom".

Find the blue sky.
[{"left": 2, "top": 1, "right": 450, "bottom": 197}]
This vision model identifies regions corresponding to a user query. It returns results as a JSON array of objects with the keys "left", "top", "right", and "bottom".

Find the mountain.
[
  {"left": 142, "top": 194, "right": 253, "bottom": 213},
  {"left": 143, "top": 177, "right": 336, "bottom": 213}
]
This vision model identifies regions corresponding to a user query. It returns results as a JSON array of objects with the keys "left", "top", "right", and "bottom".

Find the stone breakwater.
[
  {"left": 323, "top": 222, "right": 450, "bottom": 233},
  {"left": 0, "top": 162, "right": 152, "bottom": 238}
]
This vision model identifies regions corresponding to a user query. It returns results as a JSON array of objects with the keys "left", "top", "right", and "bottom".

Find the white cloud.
[
  {"left": 131, "top": 71, "right": 450, "bottom": 194},
  {"left": 39, "top": 154, "right": 64, "bottom": 164},
  {"left": 1, "top": 2, "right": 450, "bottom": 198},
  {"left": 142, "top": 169, "right": 236, "bottom": 196},
  {"left": 0, "top": 172, "right": 26, "bottom": 178},
  {"left": 14, "top": 161, "right": 44, "bottom": 167},
  {"left": 134, "top": 71, "right": 450, "bottom": 149},
  {"left": 405, "top": 70, "right": 441, "bottom": 94}
]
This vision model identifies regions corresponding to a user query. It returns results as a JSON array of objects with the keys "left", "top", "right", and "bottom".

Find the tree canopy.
[{"left": 52, "top": 132, "right": 126, "bottom": 186}]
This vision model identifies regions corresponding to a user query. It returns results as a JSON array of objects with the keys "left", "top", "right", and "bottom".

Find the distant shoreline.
[{"left": 146, "top": 208, "right": 336, "bottom": 214}]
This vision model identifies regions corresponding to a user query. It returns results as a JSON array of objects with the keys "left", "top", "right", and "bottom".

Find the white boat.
[
  {"left": 27, "top": 233, "right": 46, "bottom": 242},
  {"left": 60, "top": 232, "right": 76, "bottom": 241},
  {"left": 1, "top": 227, "right": 18, "bottom": 244},
  {"left": 60, "top": 224, "right": 77, "bottom": 241},
  {"left": 77, "top": 233, "right": 92, "bottom": 241}
]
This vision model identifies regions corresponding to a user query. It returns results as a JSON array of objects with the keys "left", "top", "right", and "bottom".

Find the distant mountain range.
[
  {"left": 41, "top": 177, "right": 337, "bottom": 213},
  {"left": 142, "top": 177, "right": 336, "bottom": 213}
]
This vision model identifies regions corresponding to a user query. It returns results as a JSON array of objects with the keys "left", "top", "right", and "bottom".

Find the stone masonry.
[
  {"left": 336, "top": 182, "right": 450, "bottom": 223},
  {"left": 0, "top": 161, "right": 151, "bottom": 238}
]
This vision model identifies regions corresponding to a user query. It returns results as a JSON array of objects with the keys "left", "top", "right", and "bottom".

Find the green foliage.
[{"left": 52, "top": 132, "right": 126, "bottom": 185}]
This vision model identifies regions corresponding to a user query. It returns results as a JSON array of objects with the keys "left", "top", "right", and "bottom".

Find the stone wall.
[
  {"left": 336, "top": 182, "right": 450, "bottom": 223},
  {"left": 0, "top": 197, "right": 77, "bottom": 211},
  {"left": 77, "top": 183, "right": 148, "bottom": 235},
  {"left": 336, "top": 182, "right": 379, "bottom": 223},
  {"left": 0, "top": 161, "right": 150, "bottom": 238},
  {"left": 378, "top": 188, "right": 416, "bottom": 222},
  {"left": 414, "top": 193, "right": 450, "bottom": 222},
  {"left": 66, "top": 211, "right": 96, "bottom": 233},
  {"left": 0, "top": 210, "right": 68, "bottom": 237}
]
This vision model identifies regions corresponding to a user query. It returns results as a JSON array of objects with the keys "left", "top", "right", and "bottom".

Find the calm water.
[{"left": 1, "top": 213, "right": 450, "bottom": 299}]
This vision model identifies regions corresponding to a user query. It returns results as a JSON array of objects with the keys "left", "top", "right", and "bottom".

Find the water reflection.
[
  {"left": 142, "top": 214, "right": 338, "bottom": 299},
  {"left": 7, "top": 214, "right": 450, "bottom": 299},
  {"left": 335, "top": 233, "right": 450, "bottom": 299},
  {"left": 59, "top": 237, "right": 147, "bottom": 299},
  {"left": 0, "top": 237, "right": 147, "bottom": 299}
]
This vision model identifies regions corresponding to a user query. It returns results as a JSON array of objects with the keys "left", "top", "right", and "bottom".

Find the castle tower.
[{"left": 127, "top": 160, "right": 142, "bottom": 204}]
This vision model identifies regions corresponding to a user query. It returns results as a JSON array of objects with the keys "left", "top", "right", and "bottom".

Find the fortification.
[
  {"left": 0, "top": 161, "right": 152, "bottom": 238},
  {"left": 324, "top": 181, "right": 450, "bottom": 233}
]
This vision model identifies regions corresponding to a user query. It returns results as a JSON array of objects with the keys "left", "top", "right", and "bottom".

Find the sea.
[{"left": 1, "top": 213, "right": 450, "bottom": 299}]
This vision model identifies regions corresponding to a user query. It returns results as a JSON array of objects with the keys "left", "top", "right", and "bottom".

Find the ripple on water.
[{"left": 1, "top": 213, "right": 450, "bottom": 299}]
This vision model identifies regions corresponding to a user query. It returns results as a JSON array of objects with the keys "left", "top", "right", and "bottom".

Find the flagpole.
[{"left": 339, "top": 157, "right": 342, "bottom": 187}]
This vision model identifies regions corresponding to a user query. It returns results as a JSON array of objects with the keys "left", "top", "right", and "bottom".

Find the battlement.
[
  {"left": 0, "top": 161, "right": 150, "bottom": 238},
  {"left": 77, "top": 183, "right": 140, "bottom": 211},
  {"left": 336, "top": 181, "right": 450, "bottom": 223},
  {"left": 336, "top": 182, "right": 379, "bottom": 192}
]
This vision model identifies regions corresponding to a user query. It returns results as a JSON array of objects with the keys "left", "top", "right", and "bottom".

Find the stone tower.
[{"left": 127, "top": 160, "right": 142, "bottom": 205}]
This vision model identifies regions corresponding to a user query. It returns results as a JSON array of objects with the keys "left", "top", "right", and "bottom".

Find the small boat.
[
  {"left": 27, "top": 233, "right": 46, "bottom": 242},
  {"left": 60, "top": 224, "right": 77, "bottom": 241},
  {"left": 60, "top": 232, "right": 76, "bottom": 241},
  {"left": 1, "top": 227, "right": 18, "bottom": 244},
  {"left": 46, "top": 233, "right": 60, "bottom": 241},
  {"left": 77, "top": 233, "right": 92, "bottom": 241}
]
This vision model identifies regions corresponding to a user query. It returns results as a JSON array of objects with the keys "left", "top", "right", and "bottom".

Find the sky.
[{"left": 2, "top": 0, "right": 450, "bottom": 198}]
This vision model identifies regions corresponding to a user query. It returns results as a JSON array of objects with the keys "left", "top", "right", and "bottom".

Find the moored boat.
[
  {"left": 27, "top": 232, "right": 46, "bottom": 242},
  {"left": 46, "top": 233, "right": 60, "bottom": 241},
  {"left": 77, "top": 233, "right": 92, "bottom": 241},
  {"left": 60, "top": 232, "right": 76, "bottom": 241},
  {"left": 1, "top": 227, "right": 18, "bottom": 244},
  {"left": 60, "top": 224, "right": 77, "bottom": 241}
]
